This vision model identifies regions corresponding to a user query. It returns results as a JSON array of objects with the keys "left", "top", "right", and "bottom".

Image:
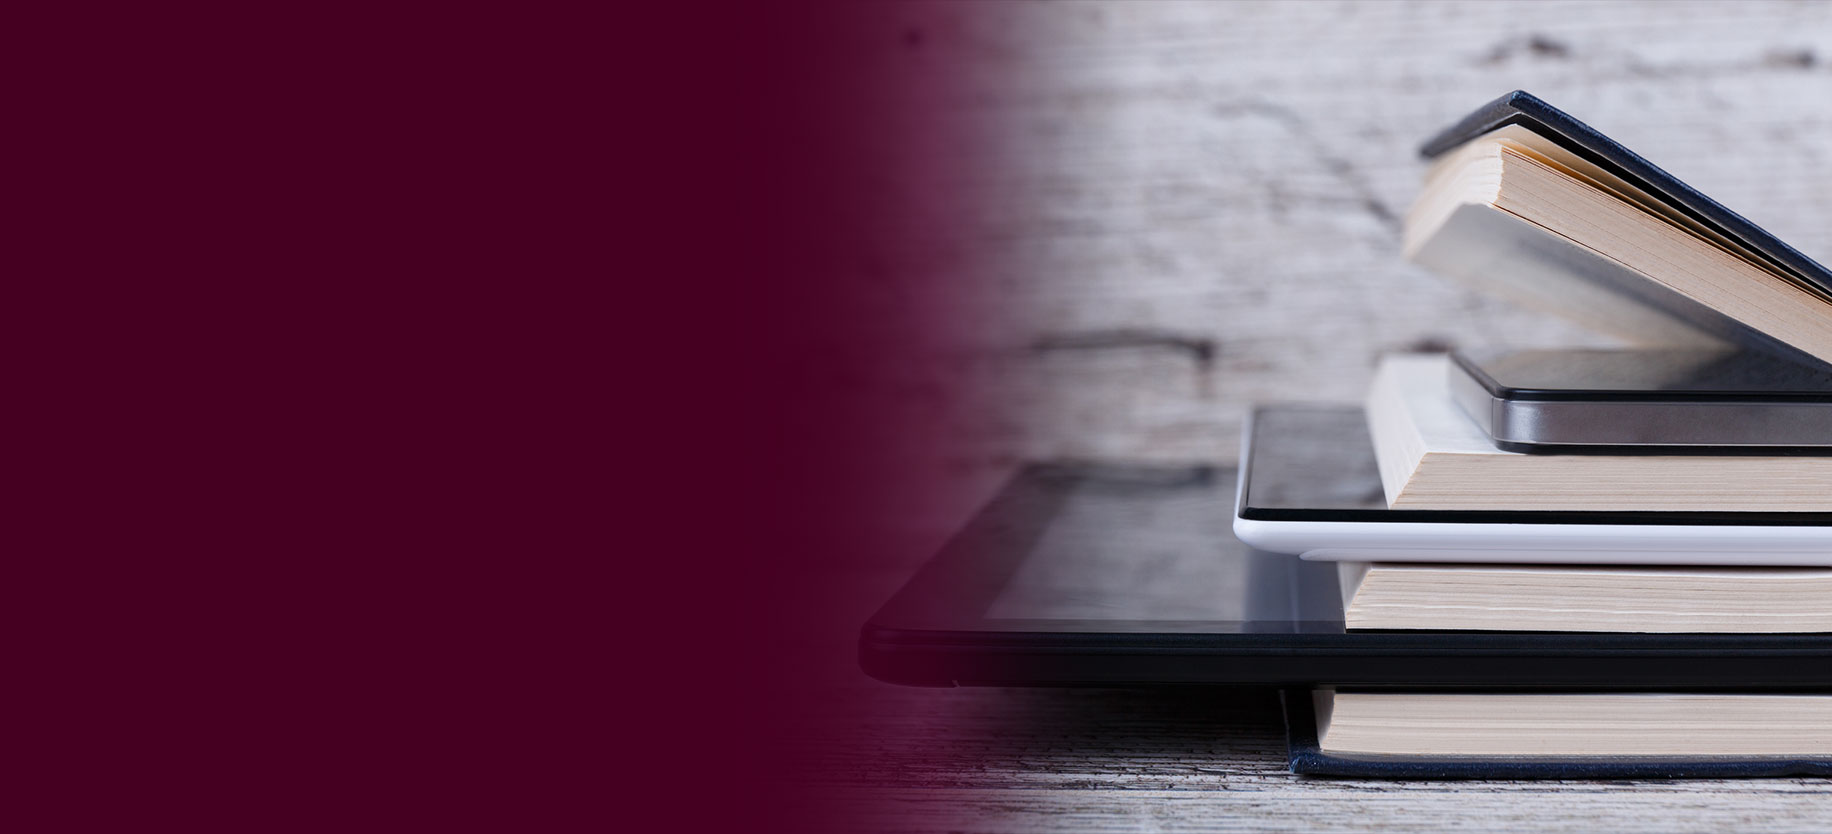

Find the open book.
[{"left": 1405, "top": 91, "right": 1832, "bottom": 368}]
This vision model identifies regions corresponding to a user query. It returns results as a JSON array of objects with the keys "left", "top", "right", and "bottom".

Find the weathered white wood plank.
[
  {"left": 832, "top": 0, "right": 1832, "bottom": 464},
  {"left": 783, "top": 667, "right": 1832, "bottom": 833},
  {"left": 816, "top": 786, "right": 1832, "bottom": 834}
]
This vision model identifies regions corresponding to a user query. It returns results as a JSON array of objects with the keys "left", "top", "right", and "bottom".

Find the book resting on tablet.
[{"left": 1405, "top": 90, "right": 1832, "bottom": 369}]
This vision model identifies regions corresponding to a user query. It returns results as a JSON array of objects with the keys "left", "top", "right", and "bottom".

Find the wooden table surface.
[
  {"left": 778, "top": 504, "right": 1832, "bottom": 833},
  {"left": 797, "top": 684, "right": 1832, "bottom": 833}
]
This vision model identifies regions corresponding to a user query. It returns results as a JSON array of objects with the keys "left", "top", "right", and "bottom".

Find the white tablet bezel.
[{"left": 1231, "top": 408, "right": 1832, "bottom": 566}]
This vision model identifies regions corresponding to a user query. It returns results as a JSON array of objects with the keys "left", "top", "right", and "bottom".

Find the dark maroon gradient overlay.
[
  {"left": 741, "top": 4, "right": 1019, "bottom": 831},
  {"left": 5, "top": 2, "right": 1011, "bottom": 831},
  {"left": 562, "top": 2, "right": 1013, "bottom": 829}
]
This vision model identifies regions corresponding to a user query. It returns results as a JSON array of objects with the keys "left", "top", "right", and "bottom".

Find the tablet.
[
  {"left": 1449, "top": 349, "right": 1832, "bottom": 452},
  {"left": 1232, "top": 406, "right": 1832, "bottom": 565},
  {"left": 859, "top": 462, "right": 1832, "bottom": 688}
]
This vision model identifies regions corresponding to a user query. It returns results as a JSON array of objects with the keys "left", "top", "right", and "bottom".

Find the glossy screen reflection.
[{"left": 974, "top": 465, "right": 1344, "bottom": 633}]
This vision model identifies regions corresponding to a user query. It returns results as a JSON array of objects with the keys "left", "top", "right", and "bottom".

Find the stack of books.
[{"left": 1309, "top": 92, "right": 1832, "bottom": 765}]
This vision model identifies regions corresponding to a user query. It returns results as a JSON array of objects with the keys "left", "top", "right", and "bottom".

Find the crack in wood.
[
  {"left": 1030, "top": 329, "right": 1216, "bottom": 367},
  {"left": 1208, "top": 100, "right": 1402, "bottom": 232}
]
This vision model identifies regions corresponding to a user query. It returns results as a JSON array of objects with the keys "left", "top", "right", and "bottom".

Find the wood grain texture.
[
  {"left": 783, "top": 564, "right": 1832, "bottom": 833},
  {"left": 829, "top": 0, "right": 1832, "bottom": 470},
  {"left": 798, "top": 3, "right": 1832, "bottom": 829}
]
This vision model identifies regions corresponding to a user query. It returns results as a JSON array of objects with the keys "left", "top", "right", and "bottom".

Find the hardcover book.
[
  {"left": 1405, "top": 91, "right": 1832, "bottom": 368},
  {"left": 1312, "top": 690, "right": 1832, "bottom": 758}
]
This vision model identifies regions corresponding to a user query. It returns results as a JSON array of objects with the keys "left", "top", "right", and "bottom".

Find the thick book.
[
  {"left": 1310, "top": 690, "right": 1832, "bottom": 759},
  {"left": 1406, "top": 91, "right": 1832, "bottom": 368},
  {"left": 1283, "top": 690, "right": 1832, "bottom": 779},
  {"left": 1338, "top": 561, "right": 1832, "bottom": 633},
  {"left": 1364, "top": 353, "right": 1832, "bottom": 511}
]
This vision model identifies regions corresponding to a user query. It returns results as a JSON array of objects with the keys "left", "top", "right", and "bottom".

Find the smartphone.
[
  {"left": 1230, "top": 406, "right": 1832, "bottom": 565},
  {"left": 1449, "top": 349, "right": 1832, "bottom": 452}
]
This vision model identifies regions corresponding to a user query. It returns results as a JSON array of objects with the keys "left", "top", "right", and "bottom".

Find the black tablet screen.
[
  {"left": 862, "top": 453, "right": 1832, "bottom": 688},
  {"left": 971, "top": 465, "right": 1345, "bottom": 632}
]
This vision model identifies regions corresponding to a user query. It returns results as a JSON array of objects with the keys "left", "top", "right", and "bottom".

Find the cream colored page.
[
  {"left": 1381, "top": 354, "right": 1517, "bottom": 456},
  {"left": 1487, "top": 127, "right": 1774, "bottom": 272}
]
